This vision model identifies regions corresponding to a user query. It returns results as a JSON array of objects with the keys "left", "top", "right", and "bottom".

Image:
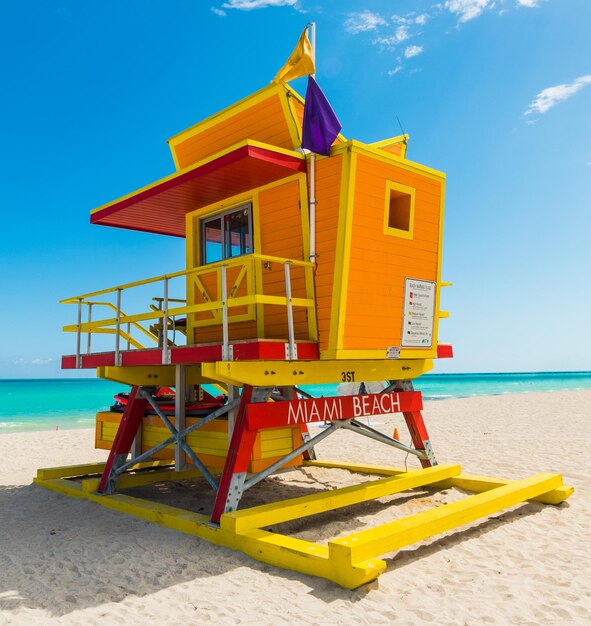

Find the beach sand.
[{"left": 1, "top": 390, "right": 590, "bottom": 625}]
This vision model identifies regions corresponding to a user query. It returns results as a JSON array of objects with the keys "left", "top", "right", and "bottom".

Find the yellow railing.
[{"left": 61, "top": 254, "right": 317, "bottom": 367}]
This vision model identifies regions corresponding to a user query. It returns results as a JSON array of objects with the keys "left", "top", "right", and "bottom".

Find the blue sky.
[{"left": 0, "top": 0, "right": 589, "bottom": 377}]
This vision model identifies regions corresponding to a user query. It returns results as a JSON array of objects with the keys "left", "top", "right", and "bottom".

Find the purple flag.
[{"left": 301, "top": 77, "right": 342, "bottom": 156}]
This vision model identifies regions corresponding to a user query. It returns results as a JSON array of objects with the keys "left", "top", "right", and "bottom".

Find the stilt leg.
[
  {"left": 211, "top": 385, "right": 255, "bottom": 523},
  {"left": 211, "top": 386, "right": 276, "bottom": 523},
  {"left": 402, "top": 410, "right": 437, "bottom": 468},
  {"left": 392, "top": 380, "right": 437, "bottom": 468},
  {"left": 98, "top": 386, "right": 149, "bottom": 494}
]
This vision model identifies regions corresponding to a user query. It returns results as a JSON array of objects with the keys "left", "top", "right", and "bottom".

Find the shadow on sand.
[{"left": 0, "top": 475, "right": 565, "bottom": 617}]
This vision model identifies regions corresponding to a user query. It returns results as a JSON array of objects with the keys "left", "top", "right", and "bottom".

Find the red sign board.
[{"left": 246, "top": 391, "right": 422, "bottom": 430}]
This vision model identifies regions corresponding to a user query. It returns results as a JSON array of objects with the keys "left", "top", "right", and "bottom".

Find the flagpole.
[{"left": 308, "top": 21, "right": 317, "bottom": 263}]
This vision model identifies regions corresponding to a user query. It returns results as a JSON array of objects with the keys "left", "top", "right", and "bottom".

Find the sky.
[{"left": 0, "top": 0, "right": 589, "bottom": 378}]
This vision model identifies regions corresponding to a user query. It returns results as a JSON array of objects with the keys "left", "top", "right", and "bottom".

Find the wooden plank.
[
  {"left": 429, "top": 473, "right": 574, "bottom": 505},
  {"left": 36, "top": 460, "right": 171, "bottom": 480},
  {"left": 81, "top": 466, "right": 205, "bottom": 493},
  {"left": 220, "top": 464, "right": 461, "bottom": 533},
  {"left": 303, "top": 460, "right": 405, "bottom": 476},
  {"left": 328, "top": 473, "right": 563, "bottom": 566}
]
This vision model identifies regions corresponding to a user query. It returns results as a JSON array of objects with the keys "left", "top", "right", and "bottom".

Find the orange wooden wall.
[
  {"left": 171, "top": 91, "right": 297, "bottom": 170},
  {"left": 343, "top": 153, "right": 442, "bottom": 351},
  {"left": 377, "top": 143, "right": 405, "bottom": 157},
  {"left": 259, "top": 180, "right": 309, "bottom": 340},
  {"left": 314, "top": 154, "right": 345, "bottom": 351},
  {"left": 187, "top": 177, "right": 308, "bottom": 344}
]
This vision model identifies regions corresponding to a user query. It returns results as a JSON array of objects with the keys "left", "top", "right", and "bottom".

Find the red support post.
[
  {"left": 211, "top": 385, "right": 256, "bottom": 523},
  {"left": 98, "top": 386, "right": 149, "bottom": 493},
  {"left": 402, "top": 409, "right": 434, "bottom": 468}
]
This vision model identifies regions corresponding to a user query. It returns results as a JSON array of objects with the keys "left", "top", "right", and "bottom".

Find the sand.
[{"left": 1, "top": 390, "right": 590, "bottom": 625}]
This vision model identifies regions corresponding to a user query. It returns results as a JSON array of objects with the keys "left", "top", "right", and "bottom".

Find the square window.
[{"left": 383, "top": 182, "right": 415, "bottom": 239}]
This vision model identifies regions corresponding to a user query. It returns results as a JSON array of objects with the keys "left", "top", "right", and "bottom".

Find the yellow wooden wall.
[
  {"left": 96, "top": 412, "right": 304, "bottom": 473},
  {"left": 343, "top": 153, "right": 443, "bottom": 351}
]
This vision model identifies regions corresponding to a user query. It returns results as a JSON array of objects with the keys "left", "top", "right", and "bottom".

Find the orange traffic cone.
[{"left": 393, "top": 428, "right": 399, "bottom": 441}]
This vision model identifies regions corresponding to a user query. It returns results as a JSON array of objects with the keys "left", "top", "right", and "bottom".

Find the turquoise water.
[
  {"left": 1, "top": 372, "right": 590, "bottom": 433},
  {"left": 302, "top": 371, "right": 591, "bottom": 401},
  {"left": 0, "top": 379, "right": 124, "bottom": 433}
]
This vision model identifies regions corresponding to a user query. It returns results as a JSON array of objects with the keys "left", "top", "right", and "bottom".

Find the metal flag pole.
[{"left": 308, "top": 21, "right": 317, "bottom": 263}]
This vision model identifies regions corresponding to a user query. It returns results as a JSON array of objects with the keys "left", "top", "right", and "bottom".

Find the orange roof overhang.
[{"left": 90, "top": 141, "right": 307, "bottom": 237}]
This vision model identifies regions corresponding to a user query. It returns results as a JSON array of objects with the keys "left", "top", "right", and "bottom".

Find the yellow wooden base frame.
[{"left": 33, "top": 461, "right": 573, "bottom": 589}]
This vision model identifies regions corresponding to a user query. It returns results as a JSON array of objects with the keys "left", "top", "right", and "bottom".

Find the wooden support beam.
[
  {"left": 221, "top": 464, "right": 461, "bottom": 533},
  {"left": 429, "top": 474, "right": 574, "bottom": 505},
  {"left": 328, "top": 473, "right": 564, "bottom": 567}
]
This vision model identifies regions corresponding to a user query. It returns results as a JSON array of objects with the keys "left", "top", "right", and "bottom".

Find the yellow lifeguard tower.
[{"left": 35, "top": 31, "right": 573, "bottom": 588}]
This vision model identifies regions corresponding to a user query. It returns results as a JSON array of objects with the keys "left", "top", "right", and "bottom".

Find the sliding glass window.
[{"left": 201, "top": 203, "right": 253, "bottom": 264}]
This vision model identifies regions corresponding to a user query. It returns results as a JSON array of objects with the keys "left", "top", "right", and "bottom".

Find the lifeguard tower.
[{"left": 35, "top": 32, "right": 573, "bottom": 588}]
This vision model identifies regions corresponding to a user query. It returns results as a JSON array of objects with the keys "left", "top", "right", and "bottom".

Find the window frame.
[
  {"left": 382, "top": 181, "right": 416, "bottom": 240},
  {"left": 200, "top": 202, "right": 254, "bottom": 265}
]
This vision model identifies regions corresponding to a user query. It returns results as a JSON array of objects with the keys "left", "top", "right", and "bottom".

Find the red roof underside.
[{"left": 90, "top": 145, "right": 306, "bottom": 237}]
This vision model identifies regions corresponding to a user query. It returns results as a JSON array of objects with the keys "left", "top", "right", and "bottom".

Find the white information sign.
[
  {"left": 386, "top": 346, "right": 400, "bottom": 359},
  {"left": 401, "top": 278, "right": 436, "bottom": 348}
]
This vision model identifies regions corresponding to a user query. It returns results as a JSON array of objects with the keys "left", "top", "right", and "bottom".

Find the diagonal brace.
[
  {"left": 140, "top": 392, "right": 219, "bottom": 490},
  {"left": 243, "top": 420, "right": 345, "bottom": 491},
  {"left": 116, "top": 398, "right": 238, "bottom": 477},
  {"left": 117, "top": 392, "right": 238, "bottom": 490},
  {"left": 342, "top": 419, "right": 427, "bottom": 460}
]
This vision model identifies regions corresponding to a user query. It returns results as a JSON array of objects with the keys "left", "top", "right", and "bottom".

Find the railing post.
[
  {"left": 115, "top": 288, "right": 122, "bottom": 367},
  {"left": 221, "top": 264, "right": 229, "bottom": 361},
  {"left": 162, "top": 277, "right": 169, "bottom": 364},
  {"left": 284, "top": 262, "right": 296, "bottom": 360},
  {"left": 76, "top": 298, "right": 82, "bottom": 369},
  {"left": 86, "top": 303, "right": 93, "bottom": 354}
]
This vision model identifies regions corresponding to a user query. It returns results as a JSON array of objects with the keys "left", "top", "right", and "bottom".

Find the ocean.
[{"left": 1, "top": 371, "right": 590, "bottom": 433}]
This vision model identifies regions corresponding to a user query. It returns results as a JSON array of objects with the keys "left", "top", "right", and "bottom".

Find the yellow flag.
[{"left": 273, "top": 28, "right": 315, "bottom": 83}]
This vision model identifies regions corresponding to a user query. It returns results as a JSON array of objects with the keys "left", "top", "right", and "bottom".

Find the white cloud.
[
  {"left": 395, "top": 25, "right": 410, "bottom": 42},
  {"left": 222, "top": 0, "right": 297, "bottom": 10},
  {"left": 374, "top": 26, "right": 410, "bottom": 46},
  {"left": 388, "top": 66, "right": 403, "bottom": 76},
  {"left": 444, "top": 0, "right": 493, "bottom": 23},
  {"left": 211, "top": 7, "right": 227, "bottom": 16},
  {"left": 11, "top": 357, "right": 53, "bottom": 366},
  {"left": 391, "top": 14, "right": 411, "bottom": 25},
  {"left": 516, "top": 0, "right": 539, "bottom": 7},
  {"left": 525, "top": 75, "right": 591, "bottom": 116},
  {"left": 404, "top": 45, "right": 424, "bottom": 58},
  {"left": 344, "top": 10, "right": 387, "bottom": 34},
  {"left": 391, "top": 12, "right": 429, "bottom": 27}
]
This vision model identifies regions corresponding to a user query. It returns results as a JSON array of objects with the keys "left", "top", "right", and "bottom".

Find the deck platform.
[{"left": 62, "top": 340, "right": 320, "bottom": 369}]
